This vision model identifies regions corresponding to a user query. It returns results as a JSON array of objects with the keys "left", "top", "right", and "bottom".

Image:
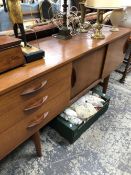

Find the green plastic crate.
[{"left": 50, "top": 90, "right": 110, "bottom": 144}]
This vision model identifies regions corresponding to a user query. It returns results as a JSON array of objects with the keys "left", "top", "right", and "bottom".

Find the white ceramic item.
[{"left": 110, "top": 6, "right": 131, "bottom": 31}]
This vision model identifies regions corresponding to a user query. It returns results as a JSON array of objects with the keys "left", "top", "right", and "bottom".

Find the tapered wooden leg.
[
  {"left": 32, "top": 131, "right": 42, "bottom": 157},
  {"left": 103, "top": 75, "right": 110, "bottom": 94}
]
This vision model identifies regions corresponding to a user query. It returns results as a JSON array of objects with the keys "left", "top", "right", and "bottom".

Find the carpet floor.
[{"left": 0, "top": 70, "right": 131, "bottom": 175}]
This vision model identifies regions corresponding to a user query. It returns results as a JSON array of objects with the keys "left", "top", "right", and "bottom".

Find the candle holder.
[{"left": 54, "top": 0, "right": 72, "bottom": 39}]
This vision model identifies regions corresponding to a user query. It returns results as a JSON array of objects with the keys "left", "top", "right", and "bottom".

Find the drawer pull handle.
[
  {"left": 24, "top": 96, "right": 48, "bottom": 111},
  {"left": 71, "top": 67, "right": 76, "bottom": 87},
  {"left": 21, "top": 80, "right": 47, "bottom": 96},
  {"left": 27, "top": 112, "right": 49, "bottom": 129}
]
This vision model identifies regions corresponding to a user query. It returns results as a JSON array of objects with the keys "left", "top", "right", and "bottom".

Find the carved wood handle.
[
  {"left": 27, "top": 112, "right": 49, "bottom": 129},
  {"left": 71, "top": 67, "right": 76, "bottom": 87},
  {"left": 24, "top": 96, "right": 48, "bottom": 111},
  {"left": 21, "top": 80, "right": 47, "bottom": 96}
]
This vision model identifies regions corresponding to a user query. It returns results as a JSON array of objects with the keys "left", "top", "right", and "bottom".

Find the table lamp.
[
  {"left": 110, "top": 0, "right": 131, "bottom": 30},
  {"left": 85, "top": 0, "right": 124, "bottom": 39}
]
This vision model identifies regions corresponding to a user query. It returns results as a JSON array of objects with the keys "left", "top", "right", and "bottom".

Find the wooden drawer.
[
  {"left": 19, "top": 63, "right": 71, "bottom": 96},
  {"left": 0, "top": 46, "right": 25, "bottom": 73},
  {"left": 0, "top": 76, "right": 71, "bottom": 134},
  {"left": 0, "top": 89, "right": 70, "bottom": 160}
]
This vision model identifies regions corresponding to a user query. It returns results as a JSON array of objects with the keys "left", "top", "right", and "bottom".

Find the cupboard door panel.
[
  {"left": 71, "top": 47, "right": 106, "bottom": 98},
  {"left": 102, "top": 35, "right": 128, "bottom": 78}
]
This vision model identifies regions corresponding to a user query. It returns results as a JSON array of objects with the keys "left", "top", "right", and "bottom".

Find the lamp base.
[
  {"left": 91, "top": 30, "right": 105, "bottom": 39},
  {"left": 78, "top": 22, "right": 91, "bottom": 33},
  {"left": 91, "top": 10, "right": 105, "bottom": 40},
  {"left": 22, "top": 45, "right": 45, "bottom": 63},
  {"left": 78, "top": 28, "right": 89, "bottom": 33},
  {"left": 53, "top": 27, "right": 72, "bottom": 40},
  {"left": 110, "top": 26, "right": 119, "bottom": 32}
]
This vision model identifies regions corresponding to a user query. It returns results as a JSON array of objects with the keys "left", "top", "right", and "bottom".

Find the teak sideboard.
[{"left": 0, "top": 27, "right": 130, "bottom": 160}]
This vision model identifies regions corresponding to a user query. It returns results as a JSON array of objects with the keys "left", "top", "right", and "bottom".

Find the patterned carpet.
[{"left": 0, "top": 70, "right": 131, "bottom": 175}]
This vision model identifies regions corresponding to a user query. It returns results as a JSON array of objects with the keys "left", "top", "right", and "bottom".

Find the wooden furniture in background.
[
  {"left": 0, "top": 27, "right": 130, "bottom": 160},
  {"left": 0, "top": 36, "right": 25, "bottom": 73}
]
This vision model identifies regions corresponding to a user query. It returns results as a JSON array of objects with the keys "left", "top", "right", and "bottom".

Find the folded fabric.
[
  {"left": 60, "top": 90, "right": 105, "bottom": 124},
  {"left": 64, "top": 108, "right": 77, "bottom": 117},
  {"left": 84, "top": 94, "right": 105, "bottom": 107},
  {"left": 75, "top": 93, "right": 105, "bottom": 108},
  {"left": 71, "top": 103, "right": 97, "bottom": 120},
  {"left": 60, "top": 112, "right": 83, "bottom": 125}
]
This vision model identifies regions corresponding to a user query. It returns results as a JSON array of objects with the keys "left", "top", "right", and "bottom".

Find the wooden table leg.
[
  {"left": 119, "top": 40, "right": 131, "bottom": 83},
  {"left": 32, "top": 131, "right": 42, "bottom": 157},
  {"left": 103, "top": 75, "right": 110, "bottom": 94},
  {"left": 120, "top": 53, "right": 131, "bottom": 83}
]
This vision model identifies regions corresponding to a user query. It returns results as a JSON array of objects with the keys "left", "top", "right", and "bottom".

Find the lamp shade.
[
  {"left": 0, "top": 0, "right": 3, "bottom": 6},
  {"left": 85, "top": 0, "right": 124, "bottom": 9},
  {"left": 124, "top": 0, "right": 131, "bottom": 6}
]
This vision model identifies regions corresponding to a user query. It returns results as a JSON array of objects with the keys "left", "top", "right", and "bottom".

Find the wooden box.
[
  {"left": 50, "top": 89, "right": 110, "bottom": 143},
  {"left": 0, "top": 36, "right": 25, "bottom": 73}
]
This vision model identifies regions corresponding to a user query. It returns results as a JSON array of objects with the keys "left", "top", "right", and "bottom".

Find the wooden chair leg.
[
  {"left": 32, "top": 131, "right": 42, "bottom": 157},
  {"left": 103, "top": 75, "right": 110, "bottom": 94},
  {"left": 120, "top": 42, "right": 131, "bottom": 83}
]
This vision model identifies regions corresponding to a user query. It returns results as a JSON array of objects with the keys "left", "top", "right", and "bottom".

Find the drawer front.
[
  {"left": 19, "top": 63, "right": 71, "bottom": 97},
  {"left": 0, "top": 76, "right": 71, "bottom": 134},
  {"left": 0, "top": 46, "right": 25, "bottom": 73},
  {"left": 0, "top": 89, "right": 70, "bottom": 160}
]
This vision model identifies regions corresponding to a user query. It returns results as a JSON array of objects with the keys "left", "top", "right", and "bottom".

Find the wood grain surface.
[
  {"left": 0, "top": 36, "right": 21, "bottom": 50},
  {"left": 0, "top": 27, "right": 130, "bottom": 95}
]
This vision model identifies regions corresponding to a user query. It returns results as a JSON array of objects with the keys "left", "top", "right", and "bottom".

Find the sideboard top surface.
[{"left": 0, "top": 27, "right": 130, "bottom": 95}]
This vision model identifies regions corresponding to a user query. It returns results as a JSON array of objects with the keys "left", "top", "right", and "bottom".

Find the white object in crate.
[
  {"left": 71, "top": 103, "right": 97, "bottom": 120},
  {"left": 64, "top": 108, "right": 77, "bottom": 117},
  {"left": 60, "top": 91, "right": 105, "bottom": 125},
  {"left": 75, "top": 94, "right": 105, "bottom": 108},
  {"left": 60, "top": 112, "right": 83, "bottom": 125}
]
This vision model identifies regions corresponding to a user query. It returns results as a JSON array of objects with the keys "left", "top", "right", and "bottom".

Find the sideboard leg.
[
  {"left": 103, "top": 75, "right": 110, "bottom": 94},
  {"left": 32, "top": 131, "right": 42, "bottom": 157}
]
